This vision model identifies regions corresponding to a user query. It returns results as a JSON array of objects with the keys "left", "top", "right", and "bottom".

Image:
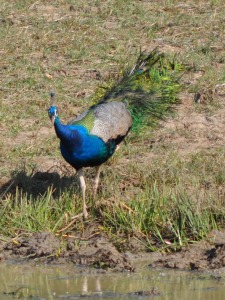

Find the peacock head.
[
  {"left": 48, "top": 92, "right": 59, "bottom": 124},
  {"left": 48, "top": 105, "right": 58, "bottom": 124}
]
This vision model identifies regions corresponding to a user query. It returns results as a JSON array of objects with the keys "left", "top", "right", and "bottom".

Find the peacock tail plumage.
[
  {"left": 48, "top": 48, "right": 182, "bottom": 219},
  {"left": 90, "top": 48, "right": 181, "bottom": 135}
]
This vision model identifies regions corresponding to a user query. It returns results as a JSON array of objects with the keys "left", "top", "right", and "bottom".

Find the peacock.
[{"left": 48, "top": 49, "right": 180, "bottom": 219}]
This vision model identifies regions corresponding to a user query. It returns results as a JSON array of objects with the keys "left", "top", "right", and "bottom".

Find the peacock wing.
[
  {"left": 90, "top": 101, "right": 132, "bottom": 143},
  {"left": 68, "top": 101, "right": 132, "bottom": 143}
]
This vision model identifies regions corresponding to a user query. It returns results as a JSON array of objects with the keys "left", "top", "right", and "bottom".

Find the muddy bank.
[
  {"left": 150, "top": 230, "right": 225, "bottom": 273},
  {"left": 1, "top": 230, "right": 225, "bottom": 273},
  {"left": 0, "top": 231, "right": 134, "bottom": 272}
]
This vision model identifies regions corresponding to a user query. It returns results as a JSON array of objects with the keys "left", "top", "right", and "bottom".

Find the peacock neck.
[
  {"left": 54, "top": 116, "right": 62, "bottom": 134},
  {"left": 54, "top": 116, "right": 84, "bottom": 147},
  {"left": 54, "top": 116, "right": 71, "bottom": 141}
]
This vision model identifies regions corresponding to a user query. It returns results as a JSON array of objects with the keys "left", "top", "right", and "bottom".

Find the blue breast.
[{"left": 55, "top": 123, "right": 116, "bottom": 170}]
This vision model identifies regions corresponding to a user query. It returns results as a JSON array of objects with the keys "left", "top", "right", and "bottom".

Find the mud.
[
  {"left": 0, "top": 231, "right": 134, "bottom": 272},
  {"left": 2, "top": 230, "right": 225, "bottom": 273},
  {"left": 150, "top": 230, "right": 225, "bottom": 273}
]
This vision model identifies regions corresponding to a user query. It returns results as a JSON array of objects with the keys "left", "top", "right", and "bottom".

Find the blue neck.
[
  {"left": 54, "top": 116, "right": 84, "bottom": 144},
  {"left": 54, "top": 116, "right": 70, "bottom": 140}
]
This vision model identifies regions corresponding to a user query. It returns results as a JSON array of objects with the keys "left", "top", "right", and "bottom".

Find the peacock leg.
[
  {"left": 93, "top": 165, "right": 101, "bottom": 197},
  {"left": 77, "top": 169, "right": 88, "bottom": 219}
]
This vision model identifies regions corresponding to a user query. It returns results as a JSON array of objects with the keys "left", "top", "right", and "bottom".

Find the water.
[{"left": 0, "top": 262, "right": 225, "bottom": 300}]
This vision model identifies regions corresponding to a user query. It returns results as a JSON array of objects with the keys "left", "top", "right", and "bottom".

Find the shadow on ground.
[{"left": 0, "top": 168, "right": 79, "bottom": 200}]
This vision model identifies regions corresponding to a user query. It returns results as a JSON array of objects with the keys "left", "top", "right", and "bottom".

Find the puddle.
[{"left": 0, "top": 262, "right": 225, "bottom": 299}]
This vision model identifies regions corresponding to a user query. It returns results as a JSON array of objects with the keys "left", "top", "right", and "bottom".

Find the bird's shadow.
[{"left": 0, "top": 167, "right": 80, "bottom": 201}]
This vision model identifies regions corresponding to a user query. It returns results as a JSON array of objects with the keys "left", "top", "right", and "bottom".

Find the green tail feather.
[{"left": 91, "top": 49, "right": 182, "bottom": 135}]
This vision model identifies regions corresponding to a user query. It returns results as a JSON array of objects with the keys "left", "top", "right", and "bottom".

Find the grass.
[
  {"left": 1, "top": 148, "right": 225, "bottom": 250},
  {"left": 1, "top": 0, "right": 225, "bottom": 251},
  {"left": 102, "top": 149, "right": 225, "bottom": 250}
]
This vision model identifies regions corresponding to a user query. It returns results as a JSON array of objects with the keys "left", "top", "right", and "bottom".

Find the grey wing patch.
[{"left": 91, "top": 101, "right": 132, "bottom": 143}]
